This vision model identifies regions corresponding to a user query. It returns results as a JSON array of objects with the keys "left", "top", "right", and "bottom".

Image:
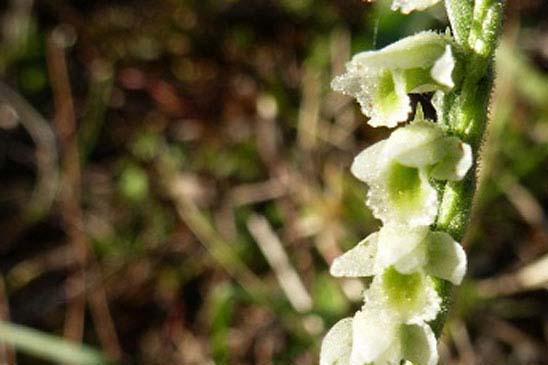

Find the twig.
[
  {"left": 229, "top": 179, "right": 288, "bottom": 207},
  {"left": 46, "top": 26, "right": 87, "bottom": 344},
  {"left": 87, "top": 276, "right": 122, "bottom": 361},
  {"left": 46, "top": 28, "right": 121, "bottom": 361},
  {"left": 449, "top": 319, "right": 475, "bottom": 365},
  {"left": 476, "top": 253, "right": 548, "bottom": 297}
]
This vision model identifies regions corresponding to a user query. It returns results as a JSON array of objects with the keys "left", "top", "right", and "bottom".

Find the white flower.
[
  {"left": 320, "top": 318, "right": 353, "bottom": 365},
  {"left": 350, "top": 110, "right": 472, "bottom": 225},
  {"left": 330, "top": 224, "right": 467, "bottom": 285},
  {"left": 331, "top": 32, "right": 455, "bottom": 127},
  {"left": 391, "top": 0, "right": 442, "bottom": 14},
  {"left": 352, "top": 269, "right": 440, "bottom": 365},
  {"left": 320, "top": 269, "right": 441, "bottom": 365},
  {"left": 350, "top": 313, "right": 438, "bottom": 365}
]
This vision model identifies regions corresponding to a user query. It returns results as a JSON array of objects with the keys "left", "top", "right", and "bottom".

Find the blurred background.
[{"left": 0, "top": 0, "right": 547, "bottom": 364}]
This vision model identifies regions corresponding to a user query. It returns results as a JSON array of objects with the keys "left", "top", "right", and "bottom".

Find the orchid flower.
[
  {"left": 330, "top": 224, "right": 467, "bottom": 285},
  {"left": 350, "top": 109, "right": 472, "bottom": 225},
  {"left": 331, "top": 32, "right": 455, "bottom": 127},
  {"left": 321, "top": 268, "right": 441, "bottom": 365}
]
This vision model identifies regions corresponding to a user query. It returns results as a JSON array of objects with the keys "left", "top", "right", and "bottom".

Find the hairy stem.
[{"left": 432, "top": 0, "right": 505, "bottom": 336}]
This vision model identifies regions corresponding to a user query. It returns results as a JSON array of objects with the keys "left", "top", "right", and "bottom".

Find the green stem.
[{"left": 432, "top": 0, "right": 505, "bottom": 336}]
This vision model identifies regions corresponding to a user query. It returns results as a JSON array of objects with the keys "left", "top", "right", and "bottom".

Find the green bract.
[
  {"left": 331, "top": 32, "right": 454, "bottom": 127},
  {"left": 350, "top": 111, "right": 472, "bottom": 225}
]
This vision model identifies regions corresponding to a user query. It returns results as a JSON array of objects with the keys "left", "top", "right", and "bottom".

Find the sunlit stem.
[{"left": 432, "top": 0, "right": 505, "bottom": 336}]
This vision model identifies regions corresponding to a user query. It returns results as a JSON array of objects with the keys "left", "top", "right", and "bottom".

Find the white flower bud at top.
[{"left": 332, "top": 31, "right": 455, "bottom": 128}]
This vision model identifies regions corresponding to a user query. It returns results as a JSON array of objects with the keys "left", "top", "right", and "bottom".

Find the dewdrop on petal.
[{"left": 331, "top": 31, "right": 455, "bottom": 127}]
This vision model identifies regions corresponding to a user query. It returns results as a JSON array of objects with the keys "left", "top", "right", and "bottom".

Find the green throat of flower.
[{"left": 386, "top": 163, "right": 423, "bottom": 212}]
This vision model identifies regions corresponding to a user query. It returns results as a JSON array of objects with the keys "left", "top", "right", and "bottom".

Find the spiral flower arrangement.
[{"left": 320, "top": 0, "right": 504, "bottom": 364}]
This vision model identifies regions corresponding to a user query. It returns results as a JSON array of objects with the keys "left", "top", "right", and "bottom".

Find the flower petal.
[
  {"left": 391, "top": 0, "right": 442, "bottom": 14},
  {"left": 320, "top": 318, "right": 353, "bottom": 365},
  {"left": 330, "top": 233, "right": 379, "bottom": 277},
  {"left": 350, "top": 308, "right": 398, "bottom": 365},
  {"left": 375, "top": 224, "right": 429, "bottom": 271},
  {"left": 401, "top": 323, "right": 439, "bottom": 365},
  {"left": 393, "top": 242, "right": 428, "bottom": 275},
  {"left": 431, "top": 45, "right": 455, "bottom": 88},
  {"left": 426, "top": 231, "right": 467, "bottom": 285},
  {"left": 429, "top": 138, "right": 473, "bottom": 181},
  {"left": 351, "top": 140, "right": 388, "bottom": 183},
  {"left": 388, "top": 119, "right": 447, "bottom": 168},
  {"left": 351, "top": 31, "right": 449, "bottom": 71}
]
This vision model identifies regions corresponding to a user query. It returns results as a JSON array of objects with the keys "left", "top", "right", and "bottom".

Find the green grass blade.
[{"left": 0, "top": 321, "right": 109, "bottom": 365}]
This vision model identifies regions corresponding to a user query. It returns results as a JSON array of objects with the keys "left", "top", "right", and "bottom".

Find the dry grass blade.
[
  {"left": 167, "top": 172, "right": 266, "bottom": 298},
  {"left": 247, "top": 213, "right": 313, "bottom": 313}
]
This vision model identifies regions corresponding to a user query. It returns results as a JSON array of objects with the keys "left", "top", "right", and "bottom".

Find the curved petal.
[
  {"left": 320, "top": 318, "right": 353, "bottom": 365},
  {"left": 388, "top": 119, "right": 447, "bottom": 168},
  {"left": 429, "top": 138, "right": 473, "bottom": 181},
  {"left": 394, "top": 242, "right": 428, "bottom": 275},
  {"left": 351, "top": 140, "right": 388, "bottom": 183},
  {"left": 431, "top": 45, "right": 455, "bottom": 88},
  {"left": 401, "top": 323, "right": 439, "bottom": 365},
  {"left": 426, "top": 231, "right": 467, "bottom": 284},
  {"left": 391, "top": 0, "right": 442, "bottom": 14},
  {"left": 350, "top": 308, "right": 398, "bottom": 365},
  {"left": 375, "top": 225, "right": 428, "bottom": 271},
  {"left": 330, "top": 233, "right": 380, "bottom": 277},
  {"left": 351, "top": 31, "right": 449, "bottom": 71}
]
